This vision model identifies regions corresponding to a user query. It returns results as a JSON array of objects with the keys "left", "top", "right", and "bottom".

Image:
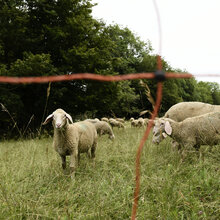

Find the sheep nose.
[{"left": 56, "top": 123, "right": 61, "bottom": 128}]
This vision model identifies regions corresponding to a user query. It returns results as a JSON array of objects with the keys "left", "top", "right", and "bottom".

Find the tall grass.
[{"left": 0, "top": 126, "right": 219, "bottom": 219}]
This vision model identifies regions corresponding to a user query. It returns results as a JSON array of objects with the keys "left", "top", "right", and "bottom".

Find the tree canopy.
[{"left": 0, "top": 0, "right": 219, "bottom": 139}]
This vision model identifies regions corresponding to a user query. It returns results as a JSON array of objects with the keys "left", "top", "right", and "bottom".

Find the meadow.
[{"left": 0, "top": 125, "right": 219, "bottom": 219}]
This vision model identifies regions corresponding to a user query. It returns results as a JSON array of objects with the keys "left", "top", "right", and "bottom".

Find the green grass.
[{"left": 0, "top": 126, "right": 219, "bottom": 219}]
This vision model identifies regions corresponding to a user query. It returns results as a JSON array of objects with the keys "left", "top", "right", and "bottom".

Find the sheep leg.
[
  {"left": 69, "top": 152, "right": 78, "bottom": 177},
  {"left": 90, "top": 144, "right": 96, "bottom": 167},
  {"left": 60, "top": 155, "right": 66, "bottom": 170},
  {"left": 87, "top": 150, "right": 92, "bottom": 159},
  {"left": 194, "top": 144, "right": 202, "bottom": 160},
  {"left": 91, "top": 143, "right": 97, "bottom": 159}
]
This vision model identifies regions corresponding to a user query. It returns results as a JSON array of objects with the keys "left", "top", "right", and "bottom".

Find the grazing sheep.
[
  {"left": 153, "top": 101, "right": 220, "bottom": 144},
  {"left": 43, "top": 108, "right": 98, "bottom": 177},
  {"left": 164, "top": 101, "right": 220, "bottom": 122},
  {"left": 152, "top": 111, "right": 220, "bottom": 150},
  {"left": 109, "top": 118, "right": 125, "bottom": 129},
  {"left": 137, "top": 117, "right": 145, "bottom": 127},
  {"left": 101, "top": 117, "right": 109, "bottom": 122},
  {"left": 92, "top": 121, "right": 115, "bottom": 140},
  {"left": 130, "top": 118, "right": 145, "bottom": 127},
  {"left": 115, "top": 118, "right": 125, "bottom": 123},
  {"left": 130, "top": 118, "right": 139, "bottom": 127},
  {"left": 129, "top": 117, "right": 134, "bottom": 121}
]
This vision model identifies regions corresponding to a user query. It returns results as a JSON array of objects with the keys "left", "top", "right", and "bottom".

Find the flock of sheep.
[
  {"left": 152, "top": 101, "right": 220, "bottom": 150},
  {"left": 43, "top": 101, "right": 220, "bottom": 177},
  {"left": 42, "top": 108, "right": 148, "bottom": 177}
]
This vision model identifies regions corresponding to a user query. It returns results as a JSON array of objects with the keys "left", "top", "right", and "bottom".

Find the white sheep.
[
  {"left": 109, "top": 118, "right": 125, "bottom": 129},
  {"left": 43, "top": 108, "right": 98, "bottom": 177},
  {"left": 164, "top": 101, "right": 220, "bottom": 122},
  {"left": 115, "top": 118, "right": 125, "bottom": 123},
  {"left": 92, "top": 121, "right": 115, "bottom": 140},
  {"left": 152, "top": 111, "right": 220, "bottom": 150},
  {"left": 153, "top": 101, "right": 220, "bottom": 145},
  {"left": 129, "top": 117, "right": 134, "bottom": 121},
  {"left": 130, "top": 118, "right": 139, "bottom": 127},
  {"left": 137, "top": 117, "right": 145, "bottom": 127},
  {"left": 130, "top": 118, "right": 145, "bottom": 127},
  {"left": 85, "top": 118, "right": 100, "bottom": 123},
  {"left": 101, "top": 117, "right": 109, "bottom": 122}
]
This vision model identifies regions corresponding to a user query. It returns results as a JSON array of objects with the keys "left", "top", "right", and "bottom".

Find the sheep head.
[
  {"left": 152, "top": 119, "right": 172, "bottom": 144},
  {"left": 43, "top": 108, "right": 73, "bottom": 129}
]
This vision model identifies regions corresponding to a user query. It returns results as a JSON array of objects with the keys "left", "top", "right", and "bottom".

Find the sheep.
[
  {"left": 153, "top": 102, "right": 220, "bottom": 145},
  {"left": 130, "top": 118, "right": 145, "bottom": 127},
  {"left": 101, "top": 117, "right": 109, "bottom": 122},
  {"left": 109, "top": 118, "right": 125, "bottom": 129},
  {"left": 137, "top": 117, "right": 145, "bottom": 127},
  {"left": 130, "top": 118, "right": 139, "bottom": 127},
  {"left": 164, "top": 101, "right": 220, "bottom": 122},
  {"left": 92, "top": 121, "right": 115, "bottom": 140},
  {"left": 129, "top": 117, "right": 134, "bottom": 121},
  {"left": 115, "top": 118, "right": 125, "bottom": 123},
  {"left": 43, "top": 108, "right": 98, "bottom": 177},
  {"left": 85, "top": 118, "right": 100, "bottom": 123},
  {"left": 152, "top": 111, "right": 220, "bottom": 150}
]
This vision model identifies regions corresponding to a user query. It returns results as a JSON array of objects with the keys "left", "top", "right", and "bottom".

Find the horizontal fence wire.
[
  {"left": 1, "top": 73, "right": 220, "bottom": 84},
  {"left": 0, "top": 72, "right": 193, "bottom": 84}
]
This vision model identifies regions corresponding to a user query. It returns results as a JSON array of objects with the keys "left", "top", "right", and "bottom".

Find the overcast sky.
[{"left": 92, "top": 0, "right": 220, "bottom": 83}]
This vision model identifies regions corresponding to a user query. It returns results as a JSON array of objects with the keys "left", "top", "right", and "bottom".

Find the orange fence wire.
[
  {"left": 131, "top": 80, "right": 163, "bottom": 220},
  {"left": 0, "top": 72, "right": 192, "bottom": 84}
]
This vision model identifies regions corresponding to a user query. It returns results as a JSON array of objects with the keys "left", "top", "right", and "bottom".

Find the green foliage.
[
  {"left": 194, "top": 81, "right": 220, "bottom": 104},
  {"left": 0, "top": 128, "right": 219, "bottom": 219},
  {"left": 0, "top": 53, "right": 58, "bottom": 138},
  {"left": 9, "top": 52, "right": 58, "bottom": 76},
  {"left": 0, "top": 0, "right": 29, "bottom": 64},
  {"left": 114, "top": 81, "right": 140, "bottom": 116}
]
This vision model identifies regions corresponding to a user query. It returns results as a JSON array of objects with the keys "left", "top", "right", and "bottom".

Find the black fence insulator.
[{"left": 154, "top": 70, "right": 166, "bottom": 81}]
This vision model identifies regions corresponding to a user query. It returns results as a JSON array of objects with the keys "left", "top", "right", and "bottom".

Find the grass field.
[{"left": 0, "top": 125, "right": 219, "bottom": 219}]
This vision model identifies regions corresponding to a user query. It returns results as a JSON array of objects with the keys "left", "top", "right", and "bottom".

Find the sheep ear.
[
  {"left": 164, "top": 121, "right": 172, "bottom": 135},
  {"left": 65, "top": 113, "right": 73, "bottom": 124},
  {"left": 42, "top": 114, "right": 53, "bottom": 125}
]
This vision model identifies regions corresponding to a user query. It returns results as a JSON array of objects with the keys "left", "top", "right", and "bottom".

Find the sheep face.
[
  {"left": 152, "top": 120, "right": 172, "bottom": 144},
  {"left": 43, "top": 109, "right": 73, "bottom": 129},
  {"left": 53, "top": 112, "right": 68, "bottom": 129},
  {"left": 109, "top": 134, "right": 115, "bottom": 140}
]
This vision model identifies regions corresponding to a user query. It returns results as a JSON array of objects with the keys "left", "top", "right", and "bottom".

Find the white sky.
[{"left": 92, "top": 0, "right": 220, "bottom": 83}]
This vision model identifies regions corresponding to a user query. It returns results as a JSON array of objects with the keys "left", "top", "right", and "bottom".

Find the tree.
[
  {"left": 209, "top": 82, "right": 220, "bottom": 104},
  {"left": 194, "top": 81, "right": 220, "bottom": 104},
  {"left": 0, "top": 53, "right": 58, "bottom": 138},
  {"left": 0, "top": 0, "right": 29, "bottom": 64}
]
